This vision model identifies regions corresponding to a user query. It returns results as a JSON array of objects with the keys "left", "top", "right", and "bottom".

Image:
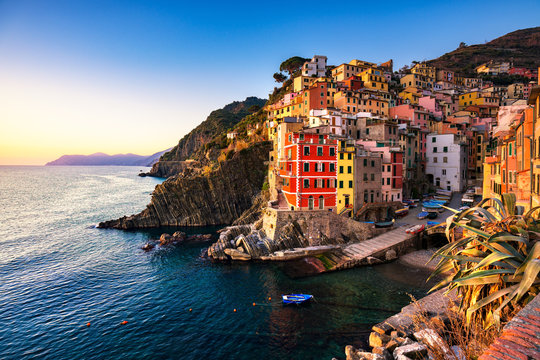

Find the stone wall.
[{"left": 262, "top": 208, "right": 375, "bottom": 244}]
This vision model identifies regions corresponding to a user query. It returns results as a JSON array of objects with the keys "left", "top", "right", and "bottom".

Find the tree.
[
  {"left": 279, "top": 56, "right": 309, "bottom": 78},
  {"left": 459, "top": 42, "right": 467, "bottom": 48},
  {"left": 273, "top": 72, "right": 287, "bottom": 83}
]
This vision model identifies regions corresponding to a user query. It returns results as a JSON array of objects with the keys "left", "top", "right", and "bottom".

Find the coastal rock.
[
  {"left": 98, "top": 142, "right": 271, "bottom": 229},
  {"left": 141, "top": 243, "right": 155, "bottom": 251},
  {"left": 385, "top": 249, "right": 397, "bottom": 261},
  {"left": 224, "top": 248, "right": 252, "bottom": 261},
  {"left": 385, "top": 339, "right": 399, "bottom": 352},
  {"left": 372, "top": 347, "right": 392, "bottom": 360},
  {"left": 413, "top": 329, "right": 451, "bottom": 355},
  {"left": 160, "top": 233, "right": 173, "bottom": 245},
  {"left": 369, "top": 331, "right": 391, "bottom": 348},
  {"left": 393, "top": 343, "right": 427, "bottom": 360}
]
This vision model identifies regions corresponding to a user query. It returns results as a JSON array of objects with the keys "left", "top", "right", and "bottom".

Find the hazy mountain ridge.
[{"left": 46, "top": 149, "right": 170, "bottom": 166}]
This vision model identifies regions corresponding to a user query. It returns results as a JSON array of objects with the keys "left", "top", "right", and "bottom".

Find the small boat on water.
[
  {"left": 395, "top": 208, "right": 409, "bottom": 217},
  {"left": 426, "top": 211, "right": 439, "bottom": 219},
  {"left": 375, "top": 219, "right": 395, "bottom": 228},
  {"left": 282, "top": 294, "right": 313, "bottom": 305},
  {"left": 417, "top": 211, "right": 429, "bottom": 220},
  {"left": 406, "top": 224, "right": 425, "bottom": 234}
]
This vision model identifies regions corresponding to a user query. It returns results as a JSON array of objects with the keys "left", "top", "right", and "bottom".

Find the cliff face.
[
  {"left": 147, "top": 97, "right": 266, "bottom": 178},
  {"left": 98, "top": 141, "right": 271, "bottom": 229}
]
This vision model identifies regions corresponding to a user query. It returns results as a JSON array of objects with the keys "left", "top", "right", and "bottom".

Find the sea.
[{"left": 0, "top": 166, "right": 433, "bottom": 360}]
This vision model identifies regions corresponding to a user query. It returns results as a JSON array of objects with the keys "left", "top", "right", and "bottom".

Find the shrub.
[{"left": 429, "top": 194, "right": 540, "bottom": 328}]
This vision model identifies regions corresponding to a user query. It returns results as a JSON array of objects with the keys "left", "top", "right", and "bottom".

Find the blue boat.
[
  {"left": 417, "top": 211, "right": 429, "bottom": 220},
  {"left": 282, "top": 294, "right": 313, "bottom": 304},
  {"left": 427, "top": 221, "right": 441, "bottom": 227}
]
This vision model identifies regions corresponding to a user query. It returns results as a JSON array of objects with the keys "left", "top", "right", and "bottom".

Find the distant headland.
[{"left": 45, "top": 149, "right": 170, "bottom": 166}]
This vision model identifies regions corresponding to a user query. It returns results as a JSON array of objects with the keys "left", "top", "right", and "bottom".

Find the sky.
[{"left": 1, "top": 0, "right": 539, "bottom": 165}]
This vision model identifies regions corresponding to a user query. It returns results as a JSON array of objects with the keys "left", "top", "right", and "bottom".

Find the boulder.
[
  {"left": 393, "top": 342, "right": 427, "bottom": 360},
  {"left": 186, "top": 233, "right": 212, "bottom": 242},
  {"left": 224, "top": 248, "right": 252, "bottom": 261},
  {"left": 141, "top": 243, "right": 155, "bottom": 251},
  {"left": 369, "top": 331, "right": 391, "bottom": 348},
  {"left": 367, "top": 256, "right": 383, "bottom": 265},
  {"left": 413, "top": 329, "right": 451, "bottom": 355},
  {"left": 372, "top": 346, "right": 392, "bottom": 360},
  {"left": 172, "top": 231, "right": 187, "bottom": 240},
  {"left": 159, "top": 233, "right": 173, "bottom": 245},
  {"left": 385, "top": 249, "right": 397, "bottom": 261},
  {"left": 355, "top": 352, "right": 384, "bottom": 360},
  {"left": 385, "top": 339, "right": 399, "bottom": 353}
]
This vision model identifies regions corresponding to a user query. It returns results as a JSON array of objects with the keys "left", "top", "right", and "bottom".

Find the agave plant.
[{"left": 428, "top": 193, "right": 540, "bottom": 328}]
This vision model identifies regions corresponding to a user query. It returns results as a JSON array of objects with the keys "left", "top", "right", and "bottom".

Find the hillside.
[
  {"left": 427, "top": 26, "right": 540, "bottom": 76},
  {"left": 147, "top": 96, "right": 266, "bottom": 177},
  {"left": 45, "top": 149, "right": 169, "bottom": 166}
]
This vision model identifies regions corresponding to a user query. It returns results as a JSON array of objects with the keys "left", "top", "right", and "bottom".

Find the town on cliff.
[{"left": 99, "top": 29, "right": 540, "bottom": 267}]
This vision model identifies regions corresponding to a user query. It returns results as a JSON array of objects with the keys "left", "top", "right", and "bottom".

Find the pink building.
[
  {"left": 419, "top": 96, "right": 443, "bottom": 119},
  {"left": 357, "top": 140, "right": 403, "bottom": 202},
  {"left": 389, "top": 104, "right": 430, "bottom": 129}
]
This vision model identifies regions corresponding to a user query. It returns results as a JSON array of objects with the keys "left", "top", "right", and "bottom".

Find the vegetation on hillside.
[
  {"left": 159, "top": 97, "right": 266, "bottom": 162},
  {"left": 427, "top": 27, "right": 540, "bottom": 76}
]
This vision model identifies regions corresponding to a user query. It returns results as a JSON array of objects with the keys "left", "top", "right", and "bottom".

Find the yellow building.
[
  {"left": 399, "top": 87, "right": 422, "bottom": 105},
  {"left": 337, "top": 140, "right": 356, "bottom": 216},
  {"left": 293, "top": 75, "right": 315, "bottom": 92},
  {"left": 411, "top": 62, "right": 436, "bottom": 79},
  {"left": 358, "top": 68, "right": 388, "bottom": 92},
  {"left": 331, "top": 60, "right": 377, "bottom": 81},
  {"left": 459, "top": 90, "right": 500, "bottom": 109},
  {"left": 400, "top": 73, "right": 434, "bottom": 91}
]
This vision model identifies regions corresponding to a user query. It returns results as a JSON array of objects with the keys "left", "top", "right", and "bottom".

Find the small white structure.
[
  {"left": 226, "top": 131, "right": 238, "bottom": 139},
  {"left": 308, "top": 109, "right": 346, "bottom": 135},
  {"left": 426, "top": 133, "right": 467, "bottom": 192},
  {"left": 302, "top": 55, "right": 327, "bottom": 77}
]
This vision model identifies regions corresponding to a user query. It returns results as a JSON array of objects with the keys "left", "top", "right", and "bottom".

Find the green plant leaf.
[
  {"left": 514, "top": 259, "right": 540, "bottom": 302},
  {"left": 471, "top": 252, "right": 514, "bottom": 272}
]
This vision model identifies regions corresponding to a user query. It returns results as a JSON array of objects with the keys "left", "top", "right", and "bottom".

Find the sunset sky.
[{"left": 1, "top": 0, "right": 539, "bottom": 165}]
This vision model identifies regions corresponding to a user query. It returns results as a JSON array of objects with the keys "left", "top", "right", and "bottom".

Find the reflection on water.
[{"left": 0, "top": 166, "right": 432, "bottom": 359}]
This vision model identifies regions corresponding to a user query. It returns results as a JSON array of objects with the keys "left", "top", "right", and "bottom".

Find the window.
[
  {"left": 330, "top": 147, "right": 335, "bottom": 156},
  {"left": 303, "top": 163, "right": 309, "bottom": 172},
  {"left": 304, "top": 179, "right": 309, "bottom": 188},
  {"left": 340, "top": 153, "right": 344, "bottom": 160},
  {"left": 433, "top": 147, "right": 437, "bottom": 153},
  {"left": 434, "top": 157, "right": 438, "bottom": 163},
  {"left": 347, "top": 166, "right": 352, "bottom": 174},
  {"left": 364, "top": 159, "right": 368, "bottom": 166},
  {"left": 443, "top": 157, "right": 448, "bottom": 163},
  {"left": 371, "top": 160, "right": 375, "bottom": 167},
  {"left": 349, "top": 180, "right": 353, "bottom": 188},
  {"left": 304, "top": 146, "right": 310, "bottom": 156},
  {"left": 443, "top": 146, "right": 448, "bottom": 153},
  {"left": 317, "top": 147, "right": 323, "bottom": 156},
  {"left": 432, "top": 137, "right": 436, "bottom": 143},
  {"left": 318, "top": 135, "right": 324, "bottom": 144},
  {"left": 387, "top": 178, "right": 390, "bottom": 185},
  {"left": 339, "top": 181, "right": 343, "bottom": 188},
  {"left": 442, "top": 169, "right": 446, "bottom": 175},
  {"left": 313, "top": 179, "right": 318, "bottom": 188},
  {"left": 371, "top": 174, "right": 375, "bottom": 181},
  {"left": 339, "top": 166, "right": 343, "bottom": 174},
  {"left": 364, "top": 173, "right": 368, "bottom": 181},
  {"left": 330, "top": 163, "right": 335, "bottom": 172},
  {"left": 321, "top": 163, "right": 325, "bottom": 172}
]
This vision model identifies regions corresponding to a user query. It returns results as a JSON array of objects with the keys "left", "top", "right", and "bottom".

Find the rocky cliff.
[
  {"left": 98, "top": 141, "right": 271, "bottom": 229},
  {"left": 146, "top": 97, "right": 266, "bottom": 178}
]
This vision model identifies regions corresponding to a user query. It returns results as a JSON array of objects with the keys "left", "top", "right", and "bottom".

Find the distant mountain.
[
  {"left": 45, "top": 149, "right": 170, "bottom": 166},
  {"left": 427, "top": 26, "right": 540, "bottom": 76}
]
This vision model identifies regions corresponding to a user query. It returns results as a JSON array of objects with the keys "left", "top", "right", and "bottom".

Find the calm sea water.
[{"left": 0, "top": 166, "right": 432, "bottom": 360}]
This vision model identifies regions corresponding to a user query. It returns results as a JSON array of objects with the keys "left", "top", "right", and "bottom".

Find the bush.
[{"left": 429, "top": 193, "right": 540, "bottom": 328}]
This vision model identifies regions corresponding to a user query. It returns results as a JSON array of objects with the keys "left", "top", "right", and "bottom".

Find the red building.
[
  {"left": 508, "top": 67, "right": 538, "bottom": 79},
  {"left": 279, "top": 132, "right": 338, "bottom": 210}
]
